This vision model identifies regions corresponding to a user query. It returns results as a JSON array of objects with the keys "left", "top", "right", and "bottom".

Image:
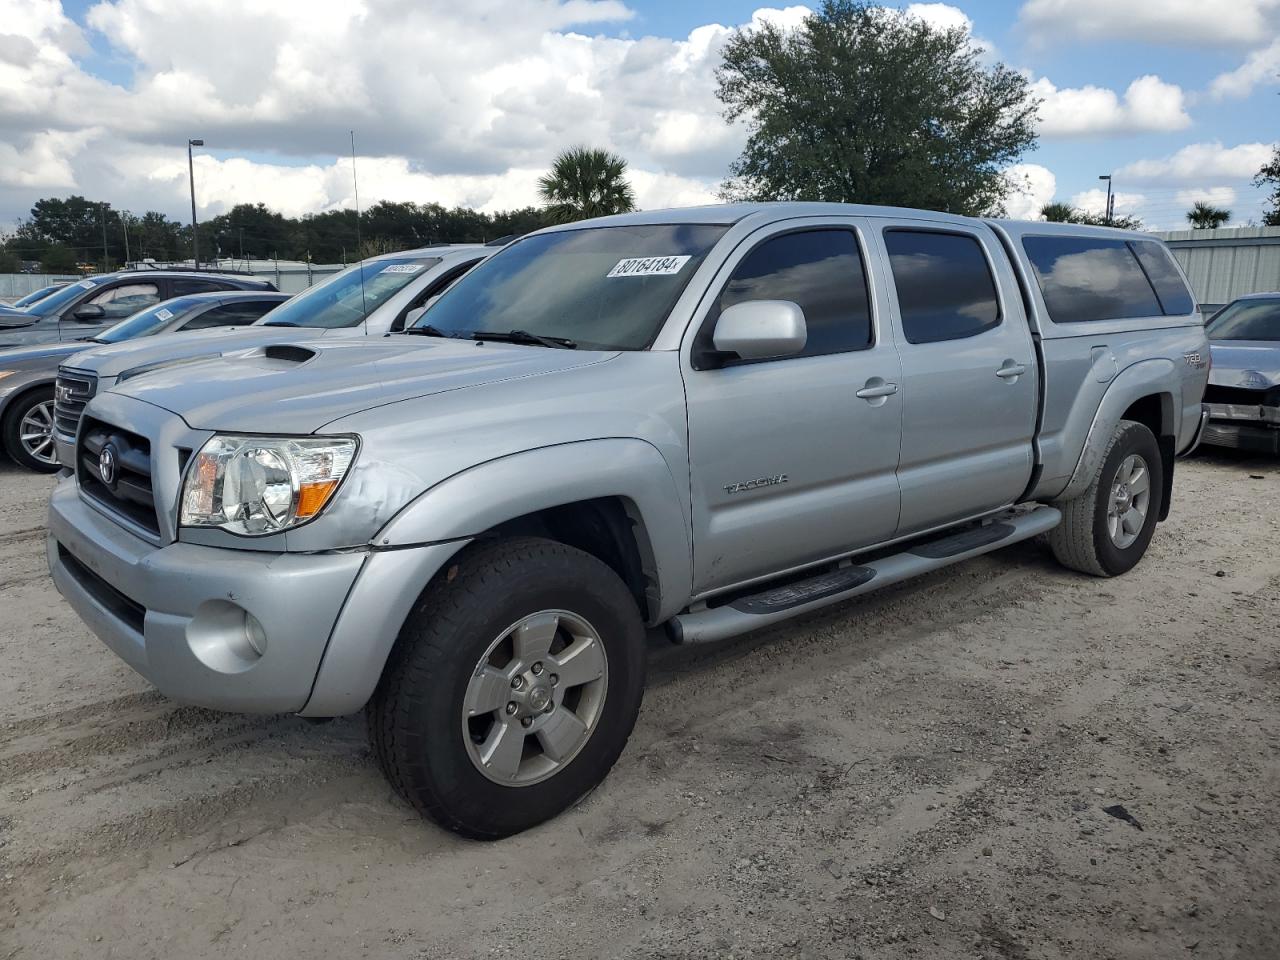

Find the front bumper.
[
  {"left": 48, "top": 477, "right": 366, "bottom": 713},
  {"left": 1200, "top": 401, "right": 1280, "bottom": 454}
]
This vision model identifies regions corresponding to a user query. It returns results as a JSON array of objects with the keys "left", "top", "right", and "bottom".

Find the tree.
[
  {"left": 1037, "top": 202, "right": 1142, "bottom": 230},
  {"left": 1186, "top": 201, "right": 1230, "bottom": 230},
  {"left": 1039, "top": 202, "right": 1076, "bottom": 223},
  {"left": 39, "top": 245, "right": 80, "bottom": 273},
  {"left": 1256, "top": 144, "right": 1280, "bottom": 227},
  {"left": 537, "top": 147, "right": 636, "bottom": 223},
  {"left": 716, "top": 0, "right": 1039, "bottom": 215}
]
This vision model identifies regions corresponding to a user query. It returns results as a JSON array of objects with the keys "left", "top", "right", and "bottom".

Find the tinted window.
[
  {"left": 885, "top": 230, "right": 1000, "bottom": 344},
  {"left": 170, "top": 278, "right": 230, "bottom": 296},
  {"left": 1130, "top": 241, "right": 1195, "bottom": 315},
  {"left": 1022, "top": 236, "right": 1162, "bottom": 323},
  {"left": 1206, "top": 299, "right": 1280, "bottom": 342},
  {"left": 416, "top": 225, "right": 727, "bottom": 350},
  {"left": 700, "top": 229, "right": 872, "bottom": 361},
  {"left": 88, "top": 282, "right": 160, "bottom": 319},
  {"left": 183, "top": 300, "right": 281, "bottom": 330}
]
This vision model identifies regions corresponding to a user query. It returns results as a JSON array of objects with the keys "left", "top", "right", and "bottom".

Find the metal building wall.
[{"left": 1154, "top": 226, "right": 1280, "bottom": 308}]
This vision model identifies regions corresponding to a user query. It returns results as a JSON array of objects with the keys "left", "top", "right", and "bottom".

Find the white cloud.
[
  {"left": 1032, "top": 75, "right": 1190, "bottom": 137},
  {"left": 1175, "top": 187, "right": 1238, "bottom": 208},
  {"left": 905, "top": 3, "right": 972, "bottom": 32},
  {"left": 1018, "top": 0, "right": 1280, "bottom": 48},
  {"left": 1070, "top": 187, "right": 1145, "bottom": 218},
  {"left": 1210, "top": 37, "right": 1280, "bottom": 99},
  {"left": 1118, "top": 142, "right": 1276, "bottom": 183},
  {"left": 1002, "top": 162, "right": 1056, "bottom": 220}
]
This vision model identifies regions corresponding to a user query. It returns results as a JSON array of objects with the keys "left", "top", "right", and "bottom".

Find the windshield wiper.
[
  {"left": 472, "top": 329, "right": 577, "bottom": 349},
  {"left": 401, "top": 324, "right": 458, "bottom": 338},
  {"left": 261, "top": 320, "right": 301, "bottom": 327}
]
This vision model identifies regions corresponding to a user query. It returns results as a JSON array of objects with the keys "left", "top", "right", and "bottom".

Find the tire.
[
  {"left": 367, "top": 536, "right": 646, "bottom": 839},
  {"left": 1, "top": 386, "right": 60, "bottom": 473},
  {"left": 1048, "top": 419, "right": 1163, "bottom": 577}
]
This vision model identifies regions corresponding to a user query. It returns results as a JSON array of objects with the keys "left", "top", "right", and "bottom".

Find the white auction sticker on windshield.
[
  {"left": 77, "top": 279, "right": 96, "bottom": 289},
  {"left": 381, "top": 263, "right": 425, "bottom": 275},
  {"left": 155, "top": 308, "right": 174, "bottom": 321},
  {"left": 607, "top": 255, "right": 691, "bottom": 278}
]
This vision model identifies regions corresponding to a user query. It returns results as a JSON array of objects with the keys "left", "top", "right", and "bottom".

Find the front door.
[
  {"left": 58, "top": 279, "right": 162, "bottom": 340},
  {"left": 874, "top": 223, "right": 1038, "bottom": 536},
  {"left": 682, "top": 220, "right": 903, "bottom": 595}
]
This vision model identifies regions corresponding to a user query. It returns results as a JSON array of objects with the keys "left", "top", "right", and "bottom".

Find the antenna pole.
[{"left": 351, "top": 130, "right": 368, "bottom": 326}]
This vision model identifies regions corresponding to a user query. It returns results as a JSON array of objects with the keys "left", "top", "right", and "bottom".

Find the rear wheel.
[
  {"left": 367, "top": 537, "right": 646, "bottom": 839},
  {"left": 2, "top": 387, "right": 59, "bottom": 473},
  {"left": 1048, "top": 419, "right": 1163, "bottom": 577}
]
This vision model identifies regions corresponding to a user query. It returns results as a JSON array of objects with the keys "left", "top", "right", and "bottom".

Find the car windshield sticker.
[
  {"left": 381, "top": 264, "right": 426, "bottom": 275},
  {"left": 606, "top": 255, "right": 691, "bottom": 278},
  {"left": 155, "top": 308, "right": 174, "bottom": 321},
  {"left": 77, "top": 279, "right": 96, "bottom": 289}
]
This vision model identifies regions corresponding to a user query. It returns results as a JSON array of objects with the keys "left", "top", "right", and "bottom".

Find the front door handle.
[
  {"left": 996, "top": 361, "right": 1028, "bottom": 380},
  {"left": 855, "top": 379, "right": 899, "bottom": 402}
]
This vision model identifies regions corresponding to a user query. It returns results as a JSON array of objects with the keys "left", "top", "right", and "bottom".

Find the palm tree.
[
  {"left": 1039, "top": 201, "right": 1076, "bottom": 222},
  {"left": 1186, "top": 201, "right": 1231, "bottom": 230},
  {"left": 537, "top": 147, "right": 637, "bottom": 224}
]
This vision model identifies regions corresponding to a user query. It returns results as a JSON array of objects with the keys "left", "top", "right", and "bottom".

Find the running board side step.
[{"left": 671, "top": 505, "right": 1061, "bottom": 645}]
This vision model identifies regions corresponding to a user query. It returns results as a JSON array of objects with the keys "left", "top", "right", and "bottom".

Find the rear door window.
[
  {"left": 884, "top": 230, "right": 1001, "bottom": 344},
  {"left": 1129, "top": 240, "right": 1195, "bottom": 316},
  {"left": 1022, "top": 236, "right": 1163, "bottom": 323},
  {"left": 170, "top": 278, "right": 232, "bottom": 296},
  {"left": 698, "top": 228, "right": 873, "bottom": 363}
]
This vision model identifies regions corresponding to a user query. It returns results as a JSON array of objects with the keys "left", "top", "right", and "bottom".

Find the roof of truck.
[{"left": 541, "top": 202, "right": 1157, "bottom": 241}]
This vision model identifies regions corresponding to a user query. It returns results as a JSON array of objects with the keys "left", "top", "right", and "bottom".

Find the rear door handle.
[
  {"left": 996, "top": 362, "right": 1027, "bottom": 380},
  {"left": 855, "top": 380, "right": 899, "bottom": 400}
]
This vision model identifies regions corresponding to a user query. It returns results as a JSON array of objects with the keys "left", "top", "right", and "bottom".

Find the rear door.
[
  {"left": 874, "top": 221, "right": 1038, "bottom": 535},
  {"left": 682, "top": 218, "right": 903, "bottom": 593}
]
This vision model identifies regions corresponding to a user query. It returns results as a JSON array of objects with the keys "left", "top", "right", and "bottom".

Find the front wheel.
[
  {"left": 367, "top": 537, "right": 646, "bottom": 839},
  {"left": 1, "top": 387, "right": 60, "bottom": 473},
  {"left": 1048, "top": 419, "right": 1163, "bottom": 577}
]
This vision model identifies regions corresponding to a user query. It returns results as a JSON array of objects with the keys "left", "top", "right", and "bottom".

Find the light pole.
[
  {"left": 1098, "top": 173, "right": 1113, "bottom": 226},
  {"left": 188, "top": 138, "right": 204, "bottom": 266}
]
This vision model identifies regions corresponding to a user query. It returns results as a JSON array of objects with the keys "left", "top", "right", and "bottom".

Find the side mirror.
[
  {"left": 70, "top": 304, "right": 105, "bottom": 322},
  {"left": 711, "top": 300, "right": 807, "bottom": 362}
]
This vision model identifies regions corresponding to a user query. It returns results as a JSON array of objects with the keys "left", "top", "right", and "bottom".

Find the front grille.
[
  {"left": 54, "top": 369, "right": 97, "bottom": 439},
  {"left": 77, "top": 419, "right": 160, "bottom": 538},
  {"left": 57, "top": 544, "right": 146, "bottom": 634}
]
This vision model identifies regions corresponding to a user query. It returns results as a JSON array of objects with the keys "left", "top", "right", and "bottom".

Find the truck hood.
[
  {"left": 62, "top": 326, "right": 307, "bottom": 378},
  {"left": 1208, "top": 341, "right": 1280, "bottom": 389},
  {"left": 107, "top": 336, "right": 615, "bottom": 434}
]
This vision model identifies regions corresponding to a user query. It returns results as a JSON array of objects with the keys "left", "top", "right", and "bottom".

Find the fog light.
[{"left": 187, "top": 600, "right": 268, "bottom": 673}]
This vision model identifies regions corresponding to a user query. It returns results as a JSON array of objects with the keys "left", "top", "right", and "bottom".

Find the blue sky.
[{"left": 1, "top": 0, "right": 1276, "bottom": 230}]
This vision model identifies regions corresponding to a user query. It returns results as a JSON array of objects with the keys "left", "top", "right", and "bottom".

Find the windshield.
[
  {"left": 12, "top": 284, "right": 65, "bottom": 308},
  {"left": 411, "top": 224, "right": 729, "bottom": 350},
  {"left": 254, "top": 256, "right": 440, "bottom": 329},
  {"left": 24, "top": 277, "right": 102, "bottom": 317},
  {"left": 95, "top": 296, "right": 206, "bottom": 344},
  {"left": 1207, "top": 299, "right": 1280, "bottom": 342}
]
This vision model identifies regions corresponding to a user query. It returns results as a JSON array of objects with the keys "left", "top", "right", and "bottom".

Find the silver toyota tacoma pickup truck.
[{"left": 47, "top": 203, "right": 1209, "bottom": 838}]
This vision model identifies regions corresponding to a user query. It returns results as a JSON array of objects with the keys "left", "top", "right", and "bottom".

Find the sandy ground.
[{"left": 0, "top": 450, "right": 1277, "bottom": 960}]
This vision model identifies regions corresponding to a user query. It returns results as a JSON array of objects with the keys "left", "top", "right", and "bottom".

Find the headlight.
[{"left": 180, "top": 435, "right": 357, "bottom": 536}]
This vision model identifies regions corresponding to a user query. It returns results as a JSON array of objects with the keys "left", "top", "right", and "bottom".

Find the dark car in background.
[
  {"left": 0, "top": 270, "right": 276, "bottom": 349},
  {"left": 0, "top": 290, "right": 289, "bottom": 471},
  {"left": 1202, "top": 293, "right": 1280, "bottom": 454}
]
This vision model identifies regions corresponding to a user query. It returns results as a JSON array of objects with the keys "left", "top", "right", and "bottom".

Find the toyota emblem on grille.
[{"left": 99, "top": 444, "right": 118, "bottom": 486}]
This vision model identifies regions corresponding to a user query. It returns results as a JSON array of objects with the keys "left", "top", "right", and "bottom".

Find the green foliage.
[
  {"left": 1256, "top": 145, "right": 1280, "bottom": 227},
  {"left": 1037, "top": 202, "right": 1142, "bottom": 230},
  {"left": 537, "top": 147, "right": 637, "bottom": 223},
  {"left": 1185, "top": 201, "right": 1231, "bottom": 230},
  {"left": 39, "top": 245, "right": 80, "bottom": 273},
  {"left": 716, "top": 0, "right": 1039, "bottom": 215}
]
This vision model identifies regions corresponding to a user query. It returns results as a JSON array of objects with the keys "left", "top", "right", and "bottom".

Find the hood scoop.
[{"left": 262, "top": 343, "right": 318, "bottom": 364}]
